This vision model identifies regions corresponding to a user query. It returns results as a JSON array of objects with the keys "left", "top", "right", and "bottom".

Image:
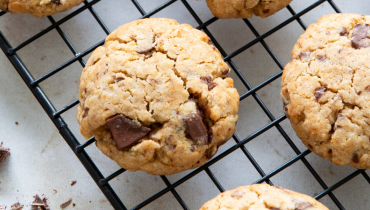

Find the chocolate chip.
[
  {"left": 298, "top": 51, "right": 311, "bottom": 60},
  {"left": 316, "top": 55, "right": 326, "bottom": 61},
  {"left": 60, "top": 198, "right": 72, "bottom": 209},
  {"left": 329, "top": 149, "right": 332, "bottom": 154},
  {"left": 10, "top": 202, "right": 23, "bottom": 210},
  {"left": 201, "top": 76, "right": 218, "bottom": 91},
  {"left": 351, "top": 24, "right": 370, "bottom": 49},
  {"left": 51, "top": 0, "right": 61, "bottom": 5},
  {"left": 352, "top": 153, "right": 359, "bottom": 163},
  {"left": 315, "top": 85, "right": 327, "bottom": 101},
  {"left": 82, "top": 107, "right": 89, "bottom": 118},
  {"left": 222, "top": 67, "right": 230, "bottom": 75},
  {"left": 115, "top": 77, "right": 124, "bottom": 83},
  {"left": 295, "top": 202, "right": 313, "bottom": 210},
  {"left": 340, "top": 28, "right": 348, "bottom": 36},
  {"left": 106, "top": 115, "right": 151, "bottom": 150},
  {"left": 263, "top": 9, "right": 270, "bottom": 13},
  {"left": 0, "top": 143, "right": 10, "bottom": 164},
  {"left": 185, "top": 113, "right": 208, "bottom": 145},
  {"left": 365, "top": 86, "right": 370, "bottom": 91},
  {"left": 358, "top": 91, "right": 362, "bottom": 95},
  {"left": 231, "top": 190, "right": 245, "bottom": 198}
]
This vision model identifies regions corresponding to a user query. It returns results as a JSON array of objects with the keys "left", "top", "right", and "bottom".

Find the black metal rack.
[{"left": 0, "top": 0, "right": 369, "bottom": 209}]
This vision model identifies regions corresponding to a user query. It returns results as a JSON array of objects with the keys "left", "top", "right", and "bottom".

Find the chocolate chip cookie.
[
  {"left": 205, "top": 0, "right": 293, "bottom": 19},
  {"left": 0, "top": 0, "right": 84, "bottom": 17},
  {"left": 77, "top": 18, "right": 239, "bottom": 175},
  {"left": 199, "top": 184, "right": 328, "bottom": 210},
  {"left": 281, "top": 14, "right": 370, "bottom": 169}
]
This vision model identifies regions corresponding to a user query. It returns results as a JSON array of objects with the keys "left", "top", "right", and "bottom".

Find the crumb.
[
  {"left": 10, "top": 202, "right": 23, "bottom": 210},
  {"left": 15, "top": 122, "right": 19, "bottom": 125},
  {"left": 53, "top": 189, "right": 57, "bottom": 194},
  {"left": 60, "top": 198, "right": 72, "bottom": 209},
  {"left": 30, "top": 194, "right": 49, "bottom": 210},
  {"left": 70, "top": 180, "right": 77, "bottom": 186},
  {"left": 89, "top": 201, "right": 91, "bottom": 203},
  {"left": 0, "top": 205, "right": 6, "bottom": 210},
  {"left": 0, "top": 143, "right": 10, "bottom": 164},
  {"left": 73, "top": 203, "right": 75, "bottom": 207}
]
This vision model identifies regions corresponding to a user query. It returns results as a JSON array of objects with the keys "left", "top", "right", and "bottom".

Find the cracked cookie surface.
[
  {"left": 0, "top": 0, "right": 84, "bottom": 17},
  {"left": 199, "top": 184, "right": 328, "bottom": 210},
  {"left": 281, "top": 14, "right": 370, "bottom": 169},
  {"left": 205, "top": 0, "right": 293, "bottom": 19},
  {"left": 77, "top": 18, "right": 239, "bottom": 175}
]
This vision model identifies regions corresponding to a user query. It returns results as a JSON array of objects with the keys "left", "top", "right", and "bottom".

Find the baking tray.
[{"left": 0, "top": 0, "right": 369, "bottom": 209}]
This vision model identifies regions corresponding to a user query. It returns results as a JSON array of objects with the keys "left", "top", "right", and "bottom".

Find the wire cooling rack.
[{"left": 0, "top": 0, "right": 369, "bottom": 209}]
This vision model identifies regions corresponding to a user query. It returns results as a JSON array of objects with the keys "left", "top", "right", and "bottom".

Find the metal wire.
[{"left": 0, "top": 0, "right": 367, "bottom": 209}]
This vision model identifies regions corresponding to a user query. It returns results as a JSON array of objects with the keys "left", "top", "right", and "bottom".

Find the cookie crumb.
[
  {"left": 60, "top": 198, "right": 72, "bottom": 209},
  {"left": 0, "top": 205, "right": 6, "bottom": 210},
  {"left": 70, "top": 180, "right": 77, "bottom": 186},
  {"left": 15, "top": 122, "right": 19, "bottom": 125},
  {"left": 53, "top": 189, "right": 57, "bottom": 194}
]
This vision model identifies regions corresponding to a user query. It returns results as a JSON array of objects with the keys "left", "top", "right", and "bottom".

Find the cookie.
[
  {"left": 77, "top": 18, "right": 239, "bottom": 175},
  {"left": 281, "top": 14, "right": 370, "bottom": 169},
  {"left": 199, "top": 184, "right": 328, "bottom": 210},
  {"left": 205, "top": 0, "right": 293, "bottom": 19},
  {"left": 0, "top": 0, "right": 84, "bottom": 17}
]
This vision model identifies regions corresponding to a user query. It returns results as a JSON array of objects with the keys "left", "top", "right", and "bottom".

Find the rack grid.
[{"left": 0, "top": 0, "right": 369, "bottom": 209}]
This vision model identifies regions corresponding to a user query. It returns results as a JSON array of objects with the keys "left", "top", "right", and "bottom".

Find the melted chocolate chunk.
[
  {"left": 106, "top": 115, "right": 151, "bottom": 150},
  {"left": 295, "top": 202, "right": 313, "bottom": 210},
  {"left": 201, "top": 76, "right": 218, "bottom": 91},
  {"left": 115, "top": 77, "right": 124, "bottom": 83},
  {"left": 298, "top": 51, "right": 311, "bottom": 60},
  {"left": 82, "top": 107, "right": 89, "bottom": 118},
  {"left": 352, "top": 153, "right": 359, "bottom": 163},
  {"left": 340, "top": 27, "right": 348, "bottom": 36},
  {"left": 222, "top": 67, "right": 230, "bottom": 75},
  {"left": 185, "top": 113, "right": 208, "bottom": 145},
  {"left": 231, "top": 190, "right": 245, "bottom": 198},
  {"left": 315, "top": 86, "right": 327, "bottom": 101},
  {"left": 351, "top": 24, "right": 370, "bottom": 49},
  {"left": 0, "top": 144, "right": 10, "bottom": 164},
  {"left": 316, "top": 55, "right": 326, "bottom": 61},
  {"left": 51, "top": 0, "right": 61, "bottom": 5}
]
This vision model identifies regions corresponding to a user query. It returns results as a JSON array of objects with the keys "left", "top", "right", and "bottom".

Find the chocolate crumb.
[
  {"left": 115, "top": 77, "right": 124, "bottom": 83},
  {"left": 89, "top": 201, "right": 91, "bottom": 203},
  {"left": 358, "top": 91, "right": 362, "bottom": 95},
  {"left": 82, "top": 107, "right": 89, "bottom": 118},
  {"left": 314, "top": 86, "right": 327, "bottom": 101},
  {"left": 15, "top": 122, "right": 18, "bottom": 125},
  {"left": 71, "top": 180, "right": 77, "bottom": 186},
  {"left": 73, "top": 203, "right": 76, "bottom": 207},
  {"left": 60, "top": 198, "right": 72, "bottom": 209},
  {"left": 53, "top": 189, "right": 57, "bottom": 194},
  {"left": 10, "top": 202, "right": 23, "bottom": 210},
  {"left": 352, "top": 153, "right": 359, "bottom": 163},
  {"left": 31, "top": 195, "right": 44, "bottom": 206},
  {"left": 0, "top": 143, "right": 10, "bottom": 164},
  {"left": 328, "top": 149, "right": 332, "bottom": 154},
  {"left": 339, "top": 28, "right": 348, "bottom": 36}
]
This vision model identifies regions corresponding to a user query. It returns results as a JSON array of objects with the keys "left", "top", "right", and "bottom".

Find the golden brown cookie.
[
  {"left": 77, "top": 18, "right": 239, "bottom": 175},
  {"left": 205, "top": 0, "right": 293, "bottom": 19},
  {"left": 281, "top": 14, "right": 370, "bottom": 169},
  {"left": 0, "top": 0, "right": 84, "bottom": 17},
  {"left": 199, "top": 184, "right": 328, "bottom": 210}
]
